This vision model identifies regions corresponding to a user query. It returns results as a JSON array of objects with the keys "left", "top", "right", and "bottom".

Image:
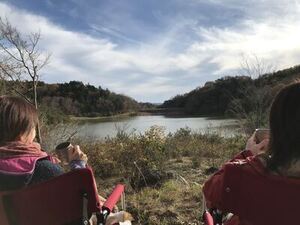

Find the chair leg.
[
  {"left": 121, "top": 193, "right": 126, "bottom": 211},
  {"left": 82, "top": 193, "right": 89, "bottom": 225},
  {"left": 97, "top": 209, "right": 110, "bottom": 225}
]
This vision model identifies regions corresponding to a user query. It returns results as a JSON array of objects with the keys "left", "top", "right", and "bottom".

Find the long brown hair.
[
  {"left": 0, "top": 96, "right": 38, "bottom": 144},
  {"left": 268, "top": 82, "right": 300, "bottom": 170}
]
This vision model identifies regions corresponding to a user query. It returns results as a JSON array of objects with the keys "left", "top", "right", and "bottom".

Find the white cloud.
[
  {"left": 1, "top": 1, "right": 300, "bottom": 102},
  {"left": 193, "top": 16, "right": 300, "bottom": 72}
]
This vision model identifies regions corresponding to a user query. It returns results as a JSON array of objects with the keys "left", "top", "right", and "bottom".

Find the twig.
[
  {"left": 133, "top": 161, "right": 148, "bottom": 187},
  {"left": 178, "top": 174, "right": 189, "bottom": 187},
  {"left": 67, "top": 130, "right": 78, "bottom": 141}
]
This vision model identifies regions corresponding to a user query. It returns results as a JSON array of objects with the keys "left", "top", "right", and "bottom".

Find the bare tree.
[
  {"left": 0, "top": 17, "right": 51, "bottom": 143},
  {"left": 240, "top": 54, "right": 276, "bottom": 78},
  {"left": 229, "top": 55, "right": 275, "bottom": 134},
  {"left": 229, "top": 87, "right": 272, "bottom": 134}
]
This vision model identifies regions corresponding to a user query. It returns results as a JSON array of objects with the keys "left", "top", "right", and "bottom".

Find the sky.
[{"left": 0, "top": 0, "right": 300, "bottom": 103}]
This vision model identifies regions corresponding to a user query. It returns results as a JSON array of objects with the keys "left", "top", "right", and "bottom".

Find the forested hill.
[
  {"left": 161, "top": 65, "right": 300, "bottom": 116},
  {"left": 1, "top": 81, "right": 140, "bottom": 118},
  {"left": 36, "top": 81, "right": 140, "bottom": 117}
]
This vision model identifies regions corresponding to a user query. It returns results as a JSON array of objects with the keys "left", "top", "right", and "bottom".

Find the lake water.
[{"left": 76, "top": 115, "right": 238, "bottom": 139}]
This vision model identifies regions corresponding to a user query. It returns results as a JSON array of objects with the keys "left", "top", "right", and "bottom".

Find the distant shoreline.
[
  {"left": 70, "top": 109, "right": 233, "bottom": 122},
  {"left": 70, "top": 112, "right": 139, "bottom": 121}
]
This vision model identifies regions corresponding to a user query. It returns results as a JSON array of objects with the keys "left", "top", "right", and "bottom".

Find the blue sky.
[{"left": 1, "top": 0, "right": 300, "bottom": 102}]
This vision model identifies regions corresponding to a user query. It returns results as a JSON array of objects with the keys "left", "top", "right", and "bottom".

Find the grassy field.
[{"left": 72, "top": 126, "right": 246, "bottom": 225}]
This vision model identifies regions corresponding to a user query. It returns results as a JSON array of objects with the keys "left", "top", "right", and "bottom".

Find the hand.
[
  {"left": 68, "top": 145, "right": 88, "bottom": 163},
  {"left": 98, "top": 195, "right": 118, "bottom": 212},
  {"left": 245, "top": 132, "right": 269, "bottom": 155}
]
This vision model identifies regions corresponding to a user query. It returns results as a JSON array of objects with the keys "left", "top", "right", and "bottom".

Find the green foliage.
[
  {"left": 161, "top": 65, "right": 300, "bottom": 133},
  {"left": 161, "top": 65, "right": 300, "bottom": 118},
  {"left": 1, "top": 80, "right": 140, "bottom": 119},
  {"left": 162, "top": 76, "right": 252, "bottom": 116},
  {"left": 37, "top": 81, "right": 140, "bottom": 117}
]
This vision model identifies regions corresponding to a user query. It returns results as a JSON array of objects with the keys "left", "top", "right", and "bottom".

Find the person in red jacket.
[{"left": 203, "top": 81, "right": 300, "bottom": 225}]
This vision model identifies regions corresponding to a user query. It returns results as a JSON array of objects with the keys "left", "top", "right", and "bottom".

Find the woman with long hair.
[{"left": 203, "top": 82, "right": 300, "bottom": 225}]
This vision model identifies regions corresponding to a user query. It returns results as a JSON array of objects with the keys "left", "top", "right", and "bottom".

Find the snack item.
[{"left": 105, "top": 211, "right": 134, "bottom": 225}]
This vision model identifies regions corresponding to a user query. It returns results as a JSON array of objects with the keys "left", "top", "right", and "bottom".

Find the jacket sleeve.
[
  {"left": 69, "top": 160, "right": 87, "bottom": 170},
  {"left": 203, "top": 165, "right": 226, "bottom": 209},
  {"left": 202, "top": 150, "right": 252, "bottom": 210},
  {"left": 29, "top": 159, "right": 64, "bottom": 185},
  {"left": 229, "top": 150, "right": 253, "bottom": 161}
]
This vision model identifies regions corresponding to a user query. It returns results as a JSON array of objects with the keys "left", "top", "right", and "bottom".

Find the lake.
[{"left": 76, "top": 115, "right": 238, "bottom": 139}]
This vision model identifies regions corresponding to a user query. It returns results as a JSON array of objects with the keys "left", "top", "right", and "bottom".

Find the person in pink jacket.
[
  {"left": 203, "top": 81, "right": 300, "bottom": 225},
  {"left": 0, "top": 95, "right": 88, "bottom": 191}
]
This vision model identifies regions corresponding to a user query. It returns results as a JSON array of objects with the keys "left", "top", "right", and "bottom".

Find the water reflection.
[{"left": 76, "top": 115, "right": 238, "bottom": 139}]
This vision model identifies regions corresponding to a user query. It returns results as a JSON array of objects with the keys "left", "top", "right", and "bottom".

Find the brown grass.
[{"left": 70, "top": 126, "right": 246, "bottom": 225}]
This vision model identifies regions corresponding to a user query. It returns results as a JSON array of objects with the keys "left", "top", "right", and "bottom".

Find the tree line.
[
  {"left": 0, "top": 80, "right": 141, "bottom": 124},
  {"left": 161, "top": 65, "right": 300, "bottom": 120}
]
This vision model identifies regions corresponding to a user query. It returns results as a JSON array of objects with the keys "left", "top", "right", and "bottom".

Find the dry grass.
[{"left": 65, "top": 126, "right": 246, "bottom": 225}]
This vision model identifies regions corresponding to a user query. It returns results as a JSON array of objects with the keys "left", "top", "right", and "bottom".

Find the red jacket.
[{"left": 203, "top": 150, "right": 300, "bottom": 225}]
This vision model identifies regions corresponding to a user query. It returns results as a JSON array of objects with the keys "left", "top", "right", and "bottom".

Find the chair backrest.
[
  {"left": 222, "top": 164, "right": 300, "bottom": 225},
  {"left": 0, "top": 168, "right": 100, "bottom": 225},
  {"left": 0, "top": 191, "right": 10, "bottom": 225}
]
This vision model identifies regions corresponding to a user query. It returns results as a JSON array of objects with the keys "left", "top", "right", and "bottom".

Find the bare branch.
[
  {"left": 12, "top": 87, "right": 33, "bottom": 105},
  {"left": 28, "top": 31, "right": 40, "bottom": 55},
  {"left": 0, "top": 16, "right": 51, "bottom": 143},
  {"left": 0, "top": 63, "right": 18, "bottom": 81},
  {"left": 38, "top": 53, "right": 51, "bottom": 70},
  {"left": 0, "top": 43, "right": 23, "bottom": 63}
]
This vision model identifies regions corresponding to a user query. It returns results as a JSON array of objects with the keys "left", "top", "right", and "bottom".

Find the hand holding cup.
[
  {"left": 245, "top": 129, "right": 269, "bottom": 155},
  {"left": 68, "top": 145, "right": 88, "bottom": 163},
  {"left": 55, "top": 142, "right": 88, "bottom": 164}
]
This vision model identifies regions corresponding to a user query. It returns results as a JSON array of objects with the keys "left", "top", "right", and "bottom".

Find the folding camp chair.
[
  {"left": 0, "top": 167, "right": 125, "bottom": 225},
  {"left": 202, "top": 210, "right": 214, "bottom": 225},
  {"left": 202, "top": 209, "right": 227, "bottom": 225},
  {"left": 201, "top": 193, "right": 224, "bottom": 225},
  {"left": 201, "top": 160, "right": 300, "bottom": 225}
]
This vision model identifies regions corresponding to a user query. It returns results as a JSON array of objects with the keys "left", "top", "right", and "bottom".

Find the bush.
[{"left": 45, "top": 125, "right": 245, "bottom": 225}]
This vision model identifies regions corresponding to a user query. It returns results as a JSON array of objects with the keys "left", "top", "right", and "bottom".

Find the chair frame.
[{"left": 0, "top": 168, "right": 124, "bottom": 225}]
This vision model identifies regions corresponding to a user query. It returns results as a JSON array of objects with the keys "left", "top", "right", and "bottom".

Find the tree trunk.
[{"left": 33, "top": 78, "right": 42, "bottom": 144}]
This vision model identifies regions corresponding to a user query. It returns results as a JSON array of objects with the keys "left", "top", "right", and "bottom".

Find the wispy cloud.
[
  {"left": 1, "top": 1, "right": 300, "bottom": 102},
  {"left": 90, "top": 24, "right": 142, "bottom": 45}
]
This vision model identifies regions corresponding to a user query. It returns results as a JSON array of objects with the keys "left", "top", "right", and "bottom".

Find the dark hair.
[
  {"left": 0, "top": 96, "right": 38, "bottom": 143},
  {"left": 268, "top": 82, "right": 300, "bottom": 170}
]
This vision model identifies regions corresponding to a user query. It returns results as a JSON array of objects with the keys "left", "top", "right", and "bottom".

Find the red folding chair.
[
  {"left": 202, "top": 210, "right": 214, "bottom": 225},
  {"left": 0, "top": 167, "right": 124, "bottom": 225},
  {"left": 202, "top": 193, "right": 224, "bottom": 225},
  {"left": 202, "top": 192, "right": 214, "bottom": 225},
  {"left": 201, "top": 160, "right": 300, "bottom": 225}
]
